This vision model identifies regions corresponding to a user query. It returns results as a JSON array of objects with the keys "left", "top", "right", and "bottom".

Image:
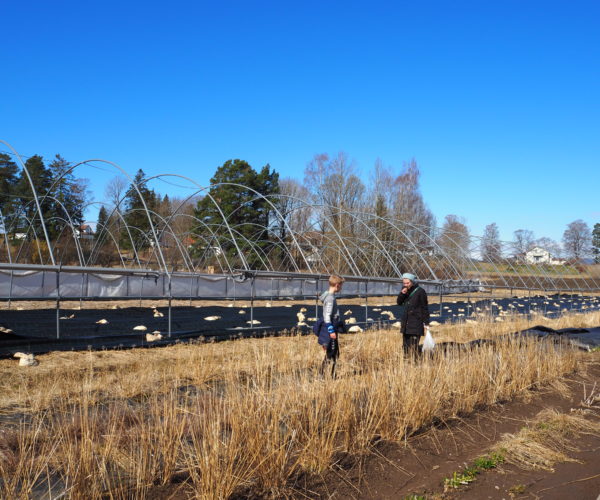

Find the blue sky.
[{"left": 2, "top": 0, "right": 599, "bottom": 244}]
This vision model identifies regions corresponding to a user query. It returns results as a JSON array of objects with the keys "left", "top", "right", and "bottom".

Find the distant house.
[
  {"left": 299, "top": 231, "right": 324, "bottom": 264},
  {"left": 76, "top": 224, "right": 95, "bottom": 240},
  {"left": 525, "top": 247, "right": 564, "bottom": 265}
]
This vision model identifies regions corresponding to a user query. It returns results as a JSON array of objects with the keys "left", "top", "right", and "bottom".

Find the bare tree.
[
  {"left": 481, "top": 222, "right": 502, "bottom": 261},
  {"left": 368, "top": 158, "right": 395, "bottom": 218},
  {"left": 438, "top": 214, "right": 470, "bottom": 260},
  {"left": 512, "top": 229, "right": 535, "bottom": 258},
  {"left": 392, "top": 159, "right": 436, "bottom": 251},
  {"left": 105, "top": 176, "right": 128, "bottom": 213},
  {"left": 101, "top": 176, "right": 130, "bottom": 255},
  {"left": 275, "top": 178, "right": 312, "bottom": 239},
  {"left": 303, "top": 151, "right": 365, "bottom": 234},
  {"left": 535, "top": 236, "right": 562, "bottom": 259},
  {"left": 562, "top": 219, "right": 591, "bottom": 261},
  {"left": 303, "top": 152, "right": 366, "bottom": 272}
]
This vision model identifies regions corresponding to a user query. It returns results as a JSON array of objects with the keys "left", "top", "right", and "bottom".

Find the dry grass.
[
  {"left": 493, "top": 408, "right": 600, "bottom": 472},
  {"left": 0, "top": 311, "right": 598, "bottom": 498}
]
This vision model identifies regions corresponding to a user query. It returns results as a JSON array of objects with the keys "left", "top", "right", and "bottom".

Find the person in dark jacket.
[{"left": 396, "top": 272, "right": 430, "bottom": 357}]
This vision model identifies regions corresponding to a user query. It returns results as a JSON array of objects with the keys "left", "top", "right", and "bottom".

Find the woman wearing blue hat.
[{"left": 396, "top": 273, "right": 430, "bottom": 356}]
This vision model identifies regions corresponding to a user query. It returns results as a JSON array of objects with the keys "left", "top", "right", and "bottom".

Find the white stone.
[
  {"left": 133, "top": 325, "right": 147, "bottom": 331},
  {"left": 204, "top": 316, "right": 221, "bottom": 321}
]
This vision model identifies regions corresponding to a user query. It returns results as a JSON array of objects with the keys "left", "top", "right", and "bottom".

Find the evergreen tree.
[
  {"left": 591, "top": 223, "right": 600, "bottom": 264},
  {"left": 193, "top": 159, "right": 279, "bottom": 267},
  {"left": 95, "top": 206, "right": 109, "bottom": 243},
  {"left": 47, "top": 154, "right": 87, "bottom": 238},
  {"left": 0, "top": 153, "right": 19, "bottom": 230},
  {"left": 13, "top": 155, "right": 53, "bottom": 236},
  {"left": 120, "top": 169, "right": 159, "bottom": 250}
]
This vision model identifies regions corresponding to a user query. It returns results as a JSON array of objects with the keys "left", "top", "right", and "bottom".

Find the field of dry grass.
[{"left": 0, "top": 311, "right": 598, "bottom": 499}]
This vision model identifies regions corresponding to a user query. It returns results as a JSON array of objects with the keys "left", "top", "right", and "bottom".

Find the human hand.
[{"left": 401, "top": 287, "right": 408, "bottom": 294}]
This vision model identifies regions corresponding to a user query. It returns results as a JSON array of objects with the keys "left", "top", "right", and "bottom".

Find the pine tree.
[
  {"left": 47, "top": 154, "right": 87, "bottom": 238},
  {"left": 120, "top": 170, "right": 159, "bottom": 250},
  {"left": 96, "top": 206, "right": 109, "bottom": 243},
  {"left": 13, "top": 155, "right": 53, "bottom": 236},
  {"left": 592, "top": 223, "right": 600, "bottom": 264},
  {"left": 193, "top": 159, "right": 279, "bottom": 268},
  {"left": 0, "top": 153, "right": 19, "bottom": 231}
]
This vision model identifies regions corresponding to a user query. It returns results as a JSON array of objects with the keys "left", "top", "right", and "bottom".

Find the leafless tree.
[
  {"left": 481, "top": 222, "right": 502, "bottom": 261},
  {"left": 438, "top": 214, "right": 470, "bottom": 262},
  {"left": 105, "top": 176, "right": 128, "bottom": 213},
  {"left": 304, "top": 151, "right": 365, "bottom": 233},
  {"left": 562, "top": 219, "right": 591, "bottom": 261},
  {"left": 303, "top": 152, "right": 366, "bottom": 272},
  {"left": 368, "top": 158, "right": 395, "bottom": 218},
  {"left": 276, "top": 178, "right": 312, "bottom": 239},
  {"left": 391, "top": 159, "right": 436, "bottom": 252},
  {"left": 512, "top": 229, "right": 535, "bottom": 259},
  {"left": 535, "top": 236, "right": 562, "bottom": 259}
]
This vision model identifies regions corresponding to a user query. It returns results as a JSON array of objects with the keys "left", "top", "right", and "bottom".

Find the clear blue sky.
[{"left": 2, "top": 0, "right": 599, "bottom": 244}]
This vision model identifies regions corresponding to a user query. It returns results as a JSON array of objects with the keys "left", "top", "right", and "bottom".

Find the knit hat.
[{"left": 401, "top": 273, "right": 416, "bottom": 282}]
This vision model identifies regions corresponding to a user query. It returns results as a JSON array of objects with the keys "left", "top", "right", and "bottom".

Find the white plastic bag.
[{"left": 422, "top": 326, "right": 435, "bottom": 352}]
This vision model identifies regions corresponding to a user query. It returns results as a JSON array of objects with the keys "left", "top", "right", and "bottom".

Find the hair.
[{"left": 329, "top": 275, "right": 345, "bottom": 287}]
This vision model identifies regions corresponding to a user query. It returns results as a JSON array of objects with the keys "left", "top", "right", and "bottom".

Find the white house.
[
  {"left": 525, "top": 247, "right": 564, "bottom": 265},
  {"left": 75, "top": 224, "right": 94, "bottom": 240}
]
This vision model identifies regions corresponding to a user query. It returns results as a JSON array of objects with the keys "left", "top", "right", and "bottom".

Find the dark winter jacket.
[{"left": 396, "top": 285, "right": 430, "bottom": 336}]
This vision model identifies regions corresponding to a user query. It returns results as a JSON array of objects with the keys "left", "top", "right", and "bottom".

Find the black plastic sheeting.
[
  {"left": 0, "top": 293, "right": 599, "bottom": 357},
  {"left": 432, "top": 325, "right": 600, "bottom": 353}
]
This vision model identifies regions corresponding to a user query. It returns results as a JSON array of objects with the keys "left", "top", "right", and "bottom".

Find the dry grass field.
[{"left": 0, "top": 311, "right": 599, "bottom": 499}]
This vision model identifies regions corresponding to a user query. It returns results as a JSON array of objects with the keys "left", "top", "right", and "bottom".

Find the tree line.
[
  {"left": 0, "top": 152, "right": 88, "bottom": 263},
  {"left": 1, "top": 150, "right": 598, "bottom": 270}
]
